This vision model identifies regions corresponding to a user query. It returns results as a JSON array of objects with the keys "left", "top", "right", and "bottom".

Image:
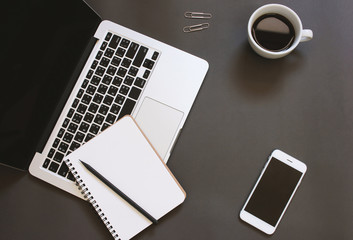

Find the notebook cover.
[{"left": 64, "top": 116, "right": 186, "bottom": 239}]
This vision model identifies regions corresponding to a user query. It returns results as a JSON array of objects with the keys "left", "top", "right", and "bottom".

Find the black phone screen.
[{"left": 244, "top": 157, "right": 303, "bottom": 226}]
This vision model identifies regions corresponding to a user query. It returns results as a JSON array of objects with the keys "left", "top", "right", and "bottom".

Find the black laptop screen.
[{"left": 1, "top": 0, "right": 101, "bottom": 170}]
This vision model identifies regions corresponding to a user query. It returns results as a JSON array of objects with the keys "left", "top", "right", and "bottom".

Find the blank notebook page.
[{"left": 64, "top": 116, "right": 186, "bottom": 240}]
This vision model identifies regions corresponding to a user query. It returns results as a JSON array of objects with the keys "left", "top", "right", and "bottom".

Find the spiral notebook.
[{"left": 64, "top": 116, "right": 186, "bottom": 240}]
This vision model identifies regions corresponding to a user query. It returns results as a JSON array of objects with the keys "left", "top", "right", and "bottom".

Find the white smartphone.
[{"left": 240, "top": 149, "right": 307, "bottom": 235}]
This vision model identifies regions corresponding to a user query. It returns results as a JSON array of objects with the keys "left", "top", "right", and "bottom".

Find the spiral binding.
[{"left": 65, "top": 159, "right": 121, "bottom": 239}]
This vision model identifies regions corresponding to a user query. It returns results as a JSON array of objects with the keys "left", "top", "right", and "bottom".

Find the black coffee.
[{"left": 252, "top": 13, "right": 295, "bottom": 52}]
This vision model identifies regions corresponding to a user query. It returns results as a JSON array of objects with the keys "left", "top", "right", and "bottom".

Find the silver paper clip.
[
  {"left": 183, "top": 23, "right": 210, "bottom": 33},
  {"left": 184, "top": 12, "right": 212, "bottom": 19}
]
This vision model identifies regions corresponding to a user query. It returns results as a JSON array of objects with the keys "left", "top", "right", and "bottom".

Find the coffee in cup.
[{"left": 248, "top": 4, "right": 313, "bottom": 59}]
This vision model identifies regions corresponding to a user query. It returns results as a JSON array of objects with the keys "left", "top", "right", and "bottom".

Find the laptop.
[{"left": 1, "top": 0, "right": 208, "bottom": 198}]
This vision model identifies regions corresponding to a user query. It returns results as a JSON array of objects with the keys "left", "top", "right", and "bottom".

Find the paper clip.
[
  {"left": 184, "top": 12, "right": 212, "bottom": 19},
  {"left": 183, "top": 23, "right": 210, "bottom": 33}
]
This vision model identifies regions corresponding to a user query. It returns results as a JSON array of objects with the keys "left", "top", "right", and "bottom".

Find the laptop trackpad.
[{"left": 135, "top": 97, "right": 183, "bottom": 161}]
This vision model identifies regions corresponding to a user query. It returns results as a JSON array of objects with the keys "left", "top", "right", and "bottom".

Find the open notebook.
[{"left": 64, "top": 116, "right": 186, "bottom": 240}]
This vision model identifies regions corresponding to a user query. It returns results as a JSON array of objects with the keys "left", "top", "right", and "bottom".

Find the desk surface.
[{"left": 1, "top": 0, "right": 353, "bottom": 239}]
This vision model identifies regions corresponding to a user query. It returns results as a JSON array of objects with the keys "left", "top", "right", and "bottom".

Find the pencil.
[{"left": 79, "top": 160, "right": 158, "bottom": 224}]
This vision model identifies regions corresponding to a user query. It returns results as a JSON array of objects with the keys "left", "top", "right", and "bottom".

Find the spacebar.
[{"left": 118, "top": 98, "right": 136, "bottom": 120}]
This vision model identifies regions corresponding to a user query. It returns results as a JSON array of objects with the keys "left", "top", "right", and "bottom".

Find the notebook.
[{"left": 63, "top": 116, "right": 186, "bottom": 239}]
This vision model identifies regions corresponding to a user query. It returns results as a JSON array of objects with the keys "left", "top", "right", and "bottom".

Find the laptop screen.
[{"left": 1, "top": 0, "right": 101, "bottom": 170}]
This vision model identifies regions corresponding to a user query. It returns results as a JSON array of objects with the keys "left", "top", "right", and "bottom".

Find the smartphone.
[{"left": 240, "top": 149, "right": 307, "bottom": 235}]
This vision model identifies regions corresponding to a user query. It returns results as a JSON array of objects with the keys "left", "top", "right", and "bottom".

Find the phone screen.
[{"left": 244, "top": 157, "right": 303, "bottom": 226}]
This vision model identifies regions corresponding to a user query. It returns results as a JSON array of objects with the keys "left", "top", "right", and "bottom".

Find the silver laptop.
[{"left": 1, "top": 0, "right": 208, "bottom": 199}]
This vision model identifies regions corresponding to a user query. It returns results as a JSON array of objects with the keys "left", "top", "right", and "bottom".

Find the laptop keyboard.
[{"left": 41, "top": 32, "right": 160, "bottom": 181}]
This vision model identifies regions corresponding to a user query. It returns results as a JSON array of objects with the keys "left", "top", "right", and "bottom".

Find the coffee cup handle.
[{"left": 300, "top": 29, "right": 313, "bottom": 42}]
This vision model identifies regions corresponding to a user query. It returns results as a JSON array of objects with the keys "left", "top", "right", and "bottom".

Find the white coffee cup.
[{"left": 248, "top": 4, "right": 313, "bottom": 59}]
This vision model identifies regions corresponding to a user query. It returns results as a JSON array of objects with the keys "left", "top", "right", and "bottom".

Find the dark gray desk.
[{"left": 1, "top": 0, "right": 352, "bottom": 239}]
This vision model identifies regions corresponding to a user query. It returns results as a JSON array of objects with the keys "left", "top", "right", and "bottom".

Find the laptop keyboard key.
[
  {"left": 100, "top": 57, "right": 110, "bottom": 67},
  {"left": 134, "top": 77, "right": 146, "bottom": 88},
  {"left": 111, "top": 56, "right": 121, "bottom": 67},
  {"left": 143, "top": 69, "right": 150, "bottom": 79},
  {"left": 102, "top": 75, "right": 112, "bottom": 85},
  {"left": 133, "top": 46, "right": 148, "bottom": 67},
  {"left": 104, "top": 48, "right": 115, "bottom": 58},
  {"left": 143, "top": 59, "right": 155, "bottom": 69},
  {"left": 77, "top": 104, "right": 87, "bottom": 114},
  {"left": 112, "top": 76, "right": 123, "bottom": 87},
  {"left": 124, "top": 76, "right": 134, "bottom": 86},
  {"left": 62, "top": 118, "right": 70, "bottom": 128},
  {"left": 58, "top": 142, "right": 69, "bottom": 153},
  {"left": 128, "top": 66, "right": 138, "bottom": 77},
  {"left": 110, "top": 104, "right": 121, "bottom": 114},
  {"left": 93, "top": 94, "right": 103, "bottom": 104},
  {"left": 115, "top": 94, "right": 125, "bottom": 105},
  {"left": 88, "top": 102, "right": 99, "bottom": 113},
  {"left": 77, "top": 89, "right": 84, "bottom": 99},
  {"left": 91, "top": 76, "right": 101, "bottom": 86},
  {"left": 86, "top": 70, "right": 93, "bottom": 79},
  {"left": 58, "top": 162, "right": 69, "bottom": 177},
  {"left": 120, "top": 38, "right": 130, "bottom": 48},
  {"left": 53, "top": 152, "right": 64, "bottom": 163},
  {"left": 121, "top": 58, "right": 132, "bottom": 68},
  {"left": 81, "top": 94, "right": 92, "bottom": 105},
  {"left": 74, "top": 132, "right": 85, "bottom": 143},
  {"left": 96, "top": 51, "right": 103, "bottom": 60},
  {"left": 91, "top": 60, "right": 98, "bottom": 70},
  {"left": 83, "top": 112, "right": 94, "bottom": 123},
  {"left": 67, "top": 108, "right": 75, "bottom": 118},
  {"left": 42, "top": 159, "right": 50, "bottom": 169},
  {"left": 48, "top": 148, "right": 55, "bottom": 158},
  {"left": 72, "top": 99, "right": 79, "bottom": 108},
  {"left": 126, "top": 42, "right": 139, "bottom": 59},
  {"left": 152, "top": 51, "right": 159, "bottom": 60},
  {"left": 109, "top": 34, "right": 121, "bottom": 49},
  {"left": 67, "top": 123, "right": 78, "bottom": 134},
  {"left": 103, "top": 95, "right": 114, "bottom": 105},
  {"left": 89, "top": 124, "right": 100, "bottom": 134},
  {"left": 63, "top": 132, "right": 74, "bottom": 143},
  {"left": 95, "top": 66, "right": 105, "bottom": 76},
  {"left": 49, "top": 161, "right": 60, "bottom": 173},
  {"left": 86, "top": 85, "right": 97, "bottom": 95},
  {"left": 100, "top": 41, "right": 108, "bottom": 51},
  {"left": 97, "top": 84, "right": 108, "bottom": 95},
  {"left": 53, "top": 138, "right": 60, "bottom": 148},
  {"left": 129, "top": 87, "right": 141, "bottom": 100},
  {"left": 98, "top": 105, "right": 109, "bottom": 115},
  {"left": 105, "top": 32, "right": 112, "bottom": 41},
  {"left": 106, "top": 113, "right": 116, "bottom": 124},
  {"left": 94, "top": 114, "right": 105, "bottom": 125},
  {"left": 72, "top": 113, "right": 83, "bottom": 124},
  {"left": 79, "top": 122, "right": 90, "bottom": 133},
  {"left": 82, "top": 79, "right": 89, "bottom": 89},
  {"left": 118, "top": 98, "right": 136, "bottom": 120},
  {"left": 116, "top": 47, "right": 126, "bottom": 57},
  {"left": 117, "top": 67, "right": 127, "bottom": 77},
  {"left": 119, "top": 85, "right": 130, "bottom": 95},
  {"left": 107, "top": 86, "right": 118, "bottom": 97},
  {"left": 69, "top": 142, "right": 81, "bottom": 151},
  {"left": 57, "top": 128, "right": 65, "bottom": 138}
]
